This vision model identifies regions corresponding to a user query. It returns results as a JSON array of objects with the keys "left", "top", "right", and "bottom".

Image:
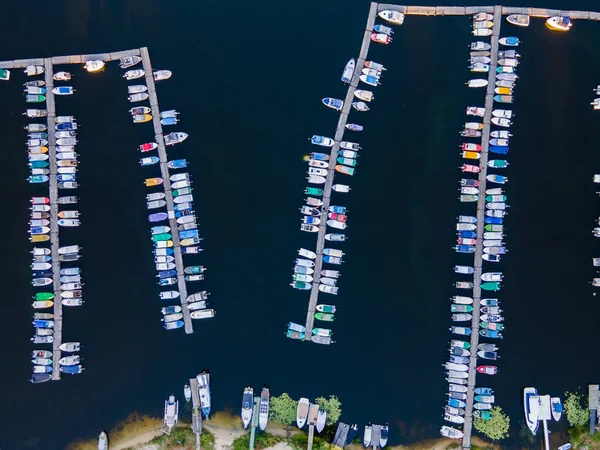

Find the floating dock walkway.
[
  {"left": 43, "top": 59, "right": 63, "bottom": 381},
  {"left": 189, "top": 376, "right": 203, "bottom": 450},
  {"left": 0, "top": 49, "right": 141, "bottom": 69},
  {"left": 140, "top": 47, "right": 193, "bottom": 334},
  {"left": 303, "top": 2, "right": 379, "bottom": 339}
]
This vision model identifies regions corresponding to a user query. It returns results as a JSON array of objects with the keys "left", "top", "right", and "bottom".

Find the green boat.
[
  {"left": 337, "top": 157, "right": 357, "bottom": 167},
  {"left": 451, "top": 305, "right": 473, "bottom": 313},
  {"left": 316, "top": 304, "right": 336, "bottom": 313},
  {"left": 460, "top": 195, "right": 478, "bottom": 202},
  {"left": 286, "top": 330, "right": 305, "bottom": 340},
  {"left": 484, "top": 224, "right": 503, "bottom": 232},
  {"left": 485, "top": 195, "right": 507, "bottom": 202},
  {"left": 172, "top": 188, "right": 191, "bottom": 197},
  {"left": 26, "top": 94, "right": 46, "bottom": 103},
  {"left": 480, "top": 322, "right": 504, "bottom": 331},
  {"left": 481, "top": 282, "right": 500, "bottom": 291},
  {"left": 30, "top": 161, "right": 50, "bottom": 168},
  {"left": 487, "top": 160, "right": 508, "bottom": 168},
  {"left": 451, "top": 340, "right": 471, "bottom": 349},
  {"left": 30, "top": 132, "right": 48, "bottom": 139},
  {"left": 312, "top": 328, "right": 332, "bottom": 337},
  {"left": 184, "top": 265, "right": 205, "bottom": 275},
  {"left": 473, "top": 410, "right": 492, "bottom": 420},
  {"left": 152, "top": 233, "right": 172, "bottom": 242},
  {"left": 35, "top": 292, "right": 54, "bottom": 300},
  {"left": 0, "top": 69, "right": 10, "bottom": 81},
  {"left": 305, "top": 187, "right": 323, "bottom": 196},
  {"left": 314, "top": 312, "right": 334, "bottom": 322}
]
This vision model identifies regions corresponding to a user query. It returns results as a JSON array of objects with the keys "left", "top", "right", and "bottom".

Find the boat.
[
  {"left": 132, "top": 114, "right": 152, "bottom": 123},
  {"left": 473, "top": 20, "right": 493, "bottom": 29},
  {"left": 546, "top": 16, "right": 572, "bottom": 31},
  {"left": 362, "top": 68, "right": 381, "bottom": 78},
  {"left": 241, "top": 387, "right": 254, "bottom": 429},
  {"left": 524, "top": 387, "right": 540, "bottom": 434},
  {"left": 354, "top": 89, "right": 374, "bottom": 102},
  {"left": 471, "top": 41, "right": 491, "bottom": 50},
  {"left": 24, "top": 65, "right": 44, "bottom": 76},
  {"left": 161, "top": 118, "right": 179, "bottom": 126},
  {"left": 359, "top": 74, "right": 380, "bottom": 86},
  {"left": 477, "top": 365, "right": 498, "bottom": 375},
  {"left": 130, "top": 106, "right": 151, "bottom": 116},
  {"left": 129, "top": 92, "right": 149, "bottom": 102},
  {"left": 315, "top": 409, "right": 327, "bottom": 434},
  {"left": 472, "top": 28, "right": 492, "bottom": 36},
  {"left": 322, "top": 97, "right": 344, "bottom": 111},
  {"left": 119, "top": 55, "right": 142, "bottom": 68},
  {"left": 53, "top": 86, "right": 75, "bottom": 95},
  {"left": 24, "top": 109, "right": 48, "bottom": 118},
  {"left": 466, "top": 106, "right": 485, "bottom": 117},
  {"left": 335, "top": 165, "right": 355, "bottom": 176},
  {"left": 450, "top": 326, "right": 472, "bottom": 336},
  {"left": 153, "top": 70, "right": 172, "bottom": 81},
  {"left": 255, "top": 386, "right": 270, "bottom": 431},
  {"left": 124, "top": 69, "right": 145, "bottom": 80},
  {"left": 0, "top": 69, "right": 9, "bottom": 80},
  {"left": 507, "top": 14, "right": 530, "bottom": 26},
  {"left": 332, "top": 184, "right": 351, "bottom": 193},
  {"left": 26, "top": 94, "right": 46, "bottom": 103},
  {"left": 440, "top": 426, "right": 464, "bottom": 439},
  {"left": 499, "top": 37, "right": 519, "bottom": 46},
  {"left": 25, "top": 86, "right": 46, "bottom": 95},
  {"left": 352, "top": 101, "right": 369, "bottom": 112},
  {"left": 497, "top": 73, "right": 518, "bottom": 81},
  {"left": 197, "top": 372, "right": 211, "bottom": 418},
  {"left": 341, "top": 58, "right": 356, "bottom": 84},
  {"left": 140, "top": 156, "right": 160, "bottom": 166},
  {"left": 164, "top": 132, "right": 188, "bottom": 145},
  {"left": 84, "top": 60, "right": 105, "bottom": 72},
  {"left": 167, "top": 159, "right": 188, "bottom": 169},
  {"left": 551, "top": 397, "right": 563, "bottom": 421},
  {"left": 378, "top": 10, "right": 405, "bottom": 25},
  {"left": 362, "top": 423, "right": 373, "bottom": 447},
  {"left": 496, "top": 80, "right": 515, "bottom": 88},
  {"left": 345, "top": 123, "right": 363, "bottom": 132},
  {"left": 467, "top": 79, "right": 488, "bottom": 89},
  {"left": 163, "top": 320, "right": 183, "bottom": 330}
]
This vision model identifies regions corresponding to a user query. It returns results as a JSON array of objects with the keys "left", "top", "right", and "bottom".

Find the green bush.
[{"left": 232, "top": 432, "right": 282, "bottom": 450}]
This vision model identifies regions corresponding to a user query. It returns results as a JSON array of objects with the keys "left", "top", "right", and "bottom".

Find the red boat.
[
  {"left": 477, "top": 365, "right": 497, "bottom": 375},
  {"left": 461, "top": 143, "right": 482, "bottom": 152},
  {"left": 30, "top": 197, "right": 50, "bottom": 204},
  {"left": 139, "top": 142, "right": 158, "bottom": 152},
  {"left": 461, "top": 164, "right": 481, "bottom": 173},
  {"left": 458, "top": 238, "right": 476, "bottom": 245},
  {"left": 370, "top": 33, "right": 392, "bottom": 44},
  {"left": 328, "top": 212, "right": 347, "bottom": 223}
]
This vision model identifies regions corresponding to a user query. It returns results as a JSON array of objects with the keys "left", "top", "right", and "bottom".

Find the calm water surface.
[{"left": 1, "top": 0, "right": 600, "bottom": 448}]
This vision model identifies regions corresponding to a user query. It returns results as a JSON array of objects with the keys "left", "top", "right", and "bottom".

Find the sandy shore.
[{"left": 109, "top": 428, "right": 163, "bottom": 450}]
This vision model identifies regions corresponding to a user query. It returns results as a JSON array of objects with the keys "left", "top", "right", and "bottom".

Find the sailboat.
[
  {"left": 241, "top": 386, "right": 254, "bottom": 429},
  {"left": 259, "top": 386, "right": 270, "bottom": 431},
  {"left": 164, "top": 395, "right": 179, "bottom": 434}
]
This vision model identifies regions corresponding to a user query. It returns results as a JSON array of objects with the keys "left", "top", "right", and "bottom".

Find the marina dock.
[
  {"left": 303, "top": 2, "right": 379, "bottom": 339},
  {"left": 248, "top": 396, "right": 261, "bottom": 450},
  {"left": 140, "top": 47, "right": 193, "bottom": 334},
  {"left": 332, "top": 422, "right": 350, "bottom": 448},
  {"left": 43, "top": 59, "right": 63, "bottom": 381},
  {"left": 0, "top": 49, "right": 141, "bottom": 70},
  {"left": 460, "top": 6, "right": 502, "bottom": 449},
  {"left": 189, "top": 377, "right": 203, "bottom": 450}
]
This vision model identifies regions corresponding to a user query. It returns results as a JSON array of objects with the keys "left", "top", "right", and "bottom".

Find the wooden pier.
[
  {"left": 42, "top": 59, "right": 64, "bottom": 381},
  {"left": 140, "top": 47, "right": 193, "bottom": 334},
  {"left": 376, "top": 4, "right": 600, "bottom": 19},
  {"left": 189, "top": 377, "right": 203, "bottom": 450},
  {"left": 303, "top": 1, "right": 379, "bottom": 339},
  {"left": 248, "top": 396, "right": 261, "bottom": 450},
  {"left": 0, "top": 49, "right": 141, "bottom": 70},
  {"left": 460, "top": 6, "right": 502, "bottom": 449},
  {"left": 332, "top": 422, "right": 350, "bottom": 448}
]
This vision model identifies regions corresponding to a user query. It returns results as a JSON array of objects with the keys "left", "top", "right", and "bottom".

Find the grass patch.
[
  {"left": 289, "top": 433, "right": 330, "bottom": 450},
  {"left": 150, "top": 424, "right": 196, "bottom": 449},
  {"left": 208, "top": 410, "right": 244, "bottom": 430},
  {"left": 232, "top": 432, "right": 283, "bottom": 450}
]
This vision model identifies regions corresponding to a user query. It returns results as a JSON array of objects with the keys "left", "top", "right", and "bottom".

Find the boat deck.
[
  {"left": 43, "top": 59, "right": 63, "bottom": 381},
  {"left": 303, "top": 1, "right": 379, "bottom": 340},
  {"left": 140, "top": 47, "right": 193, "bottom": 334},
  {"left": 461, "top": 6, "right": 502, "bottom": 449},
  {"left": 189, "top": 376, "right": 203, "bottom": 449}
]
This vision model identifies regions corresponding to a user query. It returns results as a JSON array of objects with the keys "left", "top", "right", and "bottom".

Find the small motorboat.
[
  {"left": 130, "top": 106, "right": 151, "bottom": 115},
  {"left": 461, "top": 164, "right": 480, "bottom": 173},
  {"left": 473, "top": 29, "right": 492, "bottom": 36},
  {"left": 322, "top": 97, "right": 344, "bottom": 111},
  {"left": 24, "top": 65, "right": 44, "bottom": 76},
  {"left": 128, "top": 93, "right": 149, "bottom": 102},
  {"left": 52, "top": 86, "right": 75, "bottom": 95},
  {"left": 359, "top": 74, "right": 380, "bottom": 86},
  {"left": 352, "top": 101, "right": 369, "bottom": 112},
  {"left": 471, "top": 41, "right": 491, "bottom": 50},
  {"left": 84, "top": 60, "right": 105, "bottom": 72},
  {"left": 120, "top": 55, "right": 142, "bottom": 68},
  {"left": 507, "top": 14, "right": 530, "bottom": 27},
  {"left": 311, "top": 135, "right": 334, "bottom": 147},
  {"left": 499, "top": 37, "right": 520, "bottom": 46},
  {"left": 124, "top": 69, "right": 145, "bottom": 80},
  {"left": 341, "top": 58, "right": 356, "bottom": 84},
  {"left": 377, "top": 10, "right": 405, "bottom": 25},
  {"left": 332, "top": 184, "right": 351, "bottom": 193},
  {"left": 546, "top": 16, "right": 572, "bottom": 31},
  {"left": 140, "top": 156, "right": 160, "bottom": 166},
  {"left": 551, "top": 397, "right": 563, "bottom": 421},
  {"left": 477, "top": 365, "right": 498, "bottom": 375},
  {"left": 153, "top": 70, "right": 172, "bottom": 81},
  {"left": 467, "top": 79, "right": 488, "bottom": 88},
  {"left": 354, "top": 89, "right": 373, "bottom": 102},
  {"left": 345, "top": 123, "right": 363, "bottom": 132},
  {"left": 466, "top": 106, "right": 485, "bottom": 117}
]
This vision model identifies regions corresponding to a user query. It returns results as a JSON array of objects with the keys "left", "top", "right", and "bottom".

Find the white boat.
[
  {"left": 98, "top": 431, "right": 108, "bottom": 450},
  {"left": 551, "top": 397, "right": 563, "bottom": 421},
  {"left": 364, "top": 424, "right": 373, "bottom": 446},
  {"left": 332, "top": 184, "right": 350, "bottom": 193},
  {"left": 241, "top": 387, "right": 254, "bottom": 429},
  {"left": 473, "top": 29, "right": 492, "bottom": 36},
  {"left": 316, "top": 409, "right": 326, "bottom": 433},
  {"left": 164, "top": 395, "right": 179, "bottom": 433},
  {"left": 507, "top": 14, "right": 530, "bottom": 27},
  {"left": 524, "top": 387, "right": 540, "bottom": 435},
  {"left": 319, "top": 284, "right": 338, "bottom": 295},
  {"left": 128, "top": 84, "right": 148, "bottom": 94},
  {"left": 440, "top": 426, "right": 464, "bottom": 439},
  {"left": 197, "top": 372, "right": 211, "bottom": 418},
  {"left": 259, "top": 386, "right": 270, "bottom": 431},
  {"left": 184, "top": 384, "right": 192, "bottom": 402},
  {"left": 492, "top": 109, "right": 512, "bottom": 118},
  {"left": 59, "top": 355, "right": 81, "bottom": 365},
  {"left": 58, "top": 245, "right": 80, "bottom": 255},
  {"left": 471, "top": 41, "right": 491, "bottom": 50},
  {"left": 307, "top": 175, "right": 326, "bottom": 184},
  {"left": 190, "top": 309, "right": 215, "bottom": 319},
  {"left": 120, "top": 55, "right": 142, "bottom": 68},
  {"left": 59, "top": 342, "right": 80, "bottom": 352},
  {"left": 473, "top": 20, "right": 493, "bottom": 29},
  {"left": 361, "top": 68, "right": 381, "bottom": 78},
  {"left": 491, "top": 117, "right": 511, "bottom": 127},
  {"left": 444, "top": 413, "right": 465, "bottom": 424},
  {"left": 187, "top": 301, "right": 207, "bottom": 311},
  {"left": 452, "top": 296, "right": 473, "bottom": 305},
  {"left": 129, "top": 93, "right": 149, "bottom": 102},
  {"left": 154, "top": 70, "right": 172, "bottom": 81},
  {"left": 546, "top": 16, "right": 572, "bottom": 31},
  {"left": 470, "top": 63, "right": 489, "bottom": 73},
  {"left": 378, "top": 10, "right": 405, "bottom": 25},
  {"left": 308, "top": 167, "right": 327, "bottom": 176},
  {"left": 296, "top": 398, "right": 309, "bottom": 428},
  {"left": 24, "top": 65, "right": 44, "bottom": 76},
  {"left": 84, "top": 60, "right": 105, "bottom": 72},
  {"left": 481, "top": 272, "right": 503, "bottom": 281},
  {"left": 52, "top": 86, "right": 75, "bottom": 95},
  {"left": 164, "top": 132, "right": 188, "bottom": 146},
  {"left": 124, "top": 69, "right": 145, "bottom": 80},
  {"left": 341, "top": 58, "right": 356, "bottom": 84},
  {"left": 354, "top": 89, "right": 374, "bottom": 102},
  {"left": 467, "top": 79, "right": 488, "bottom": 88},
  {"left": 298, "top": 248, "right": 317, "bottom": 259}
]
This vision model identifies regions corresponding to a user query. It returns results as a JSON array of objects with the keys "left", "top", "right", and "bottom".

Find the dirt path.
[{"left": 109, "top": 428, "right": 163, "bottom": 450}]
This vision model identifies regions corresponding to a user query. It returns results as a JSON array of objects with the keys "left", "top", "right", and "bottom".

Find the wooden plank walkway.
[
  {"left": 303, "top": 1, "right": 379, "bottom": 339},
  {"left": 140, "top": 47, "right": 193, "bottom": 334},
  {"left": 375, "top": 3, "right": 600, "bottom": 19},
  {"left": 190, "top": 377, "right": 203, "bottom": 450},
  {"left": 43, "top": 59, "right": 63, "bottom": 381},
  {"left": 0, "top": 49, "right": 140, "bottom": 69},
  {"left": 461, "top": 6, "right": 502, "bottom": 449}
]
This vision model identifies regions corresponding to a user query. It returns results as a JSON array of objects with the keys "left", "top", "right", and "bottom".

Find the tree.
[
  {"left": 269, "top": 393, "right": 298, "bottom": 425},
  {"left": 563, "top": 391, "right": 589, "bottom": 427},
  {"left": 315, "top": 395, "right": 342, "bottom": 425},
  {"left": 473, "top": 406, "right": 510, "bottom": 440}
]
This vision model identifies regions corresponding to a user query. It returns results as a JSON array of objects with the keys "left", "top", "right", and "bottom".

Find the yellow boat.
[
  {"left": 180, "top": 238, "right": 199, "bottom": 246},
  {"left": 462, "top": 151, "right": 481, "bottom": 160},
  {"left": 133, "top": 114, "right": 152, "bottom": 123},
  {"left": 161, "top": 240, "right": 174, "bottom": 247},
  {"left": 145, "top": 177, "right": 163, "bottom": 187},
  {"left": 30, "top": 234, "right": 50, "bottom": 242},
  {"left": 494, "top": 87, "right": 512, "bottom": 95},
  {"left": 32, "top": 300, "right": 54, "bottom": 309},
  {"left": 28, "top": 146, "right": 49, "bottom": 154}
]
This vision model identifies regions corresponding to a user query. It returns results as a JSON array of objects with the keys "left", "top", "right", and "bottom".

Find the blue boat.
[
  {"left": 345, "top": 123, "right": 363, "bottom": 132},
  {"left": 161, "top": 117, "right": 178, "bottom": 125},
  {"left": 167, "top": 159, "right": 188, "bottom": 169},
  {"left": 164, "top": 320, "right": 184, "bottom": 330},
  {"left": 455, "top": 245, "right": 475, "bottom": 253},
  {"left": 484, "top": 217, "right": 503, "bottom": 225},
  {"left": 159, "top": 277, "right": 177, "bottom": 286},
  {"left": 28, "top": 175, "right": 49, "bottom": 183},
  {"left": 474, "top": 387, "right": 494, "bottom": 395},
  {"left": 34, "top": 365, "right": 53, "bottom": 373},
  {"left": 489, "top": 146, "right": 508, "bottom": 155},
  {"left": 487, "top": 174, "right": 508, "bottom": 184},
  {"left": 481, "top": 299, "right": 499, "bottom": 306},
  {"left": 152, "top": 226, "right": 170, "bottom": 234},
  {"left": 294, "top": 266, "right": 311, "bottom": 274},
  {"left": 57, "top": 174, "right": 76, "bottom": 182},
  {"left": 323, "top": 255, "right": 342, "bottom": 265},
  {"left": 33, "top": 270, "right": 52, "bottom": 277},
  {"left": 322, "top": 97, "right": 344, "bottom": 111},
  {"left": 494, "top": 94, "right": 513, "bottom": 103},
  {"left": 53, "top": 86, "right": 73, "bottom": 95},
  {"left": 479, "top": 329, "right": 502, "bottom": 339},
  {"left": 311, "top": 152, "right": 329, "bottom": 161},
  {"left": 180, "top": 230, "right": 199, "bottom": 239},
  {"left": 30, "top": 226, "right": 44, "bottom": 234},
  {"left": 60, "top": 364, "right": 83, "bottom": 374},
  {"left": 30, "top": 373, "right": 52, "bottom": 384},
  {"left": 56, "top": 122, "right": 77, "bottom": 130},
  {"left": 499, "top": 36, "right": 519, "bottom": 46},
  {"left": 175, "top": 210, "right": 193, "bottom": 218},
  {"left": 459, "top": 231, "right": 477, "bottom": 239},
  {"left": 162, "top": 305, "right": 181, "bottom": 314},
  {"left": 461, "top": 179, "right": 478, "bottom": 187},
  {"left": 311, "top": 135, "right": 334, "bottom": 147},
  {"left": 451, "top": 326, "right": 472, "bottom": 335},
  {"left": 140, "top": 156, "right": 160, "bottom": 166},
  {"left": 157, "top": 269, "right": 177, "bottom": 278},
  {"left": 329, "top": 205, "right": 346, "bottom": 214},
  {"left": 448, "top": 398, "right": 466, "bottom": 408},
  {"left": 174, "top": 204, "right": 192, "bottom": 212},
  {"left": 148, "top": 213, "right": 168, "bottom": 222},
  {"left": 154, "top": 248, "right": 174, "bottom": 255},
  {"left": 373, "top": 24, "right": 394, "bottom": 35},
  {"left": 33, "top": 320, "right": 54, "bottom": 328},
  {"left": 304, "top": 216, "right": 319, "bottom": 225}
]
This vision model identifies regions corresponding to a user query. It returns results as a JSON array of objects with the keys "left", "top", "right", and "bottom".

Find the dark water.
[{"left": 2, "top": 0, "right": 600, "bottom": 448}]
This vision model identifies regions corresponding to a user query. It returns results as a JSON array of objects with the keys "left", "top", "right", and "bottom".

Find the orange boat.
[
  {"left": 30, "top": 234, "right": 50, "bottom": 242},
  {"left": 462, "top": 151, "right": 481, "bottom": 160},
  {"left": 28, "top": 146, "right": 48, "bottom": 154},
  {"left": 334, "top": 165, "right": 355, "bottom": 176},
  {"left": 145, "top": 177, "right": 163, "bottom": 187},
  {"left": 494, "top": 87, "right": 512, "bottom": 95},
  {"left": 133, "top": 114, "right": 152, "bottom": 123}
]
